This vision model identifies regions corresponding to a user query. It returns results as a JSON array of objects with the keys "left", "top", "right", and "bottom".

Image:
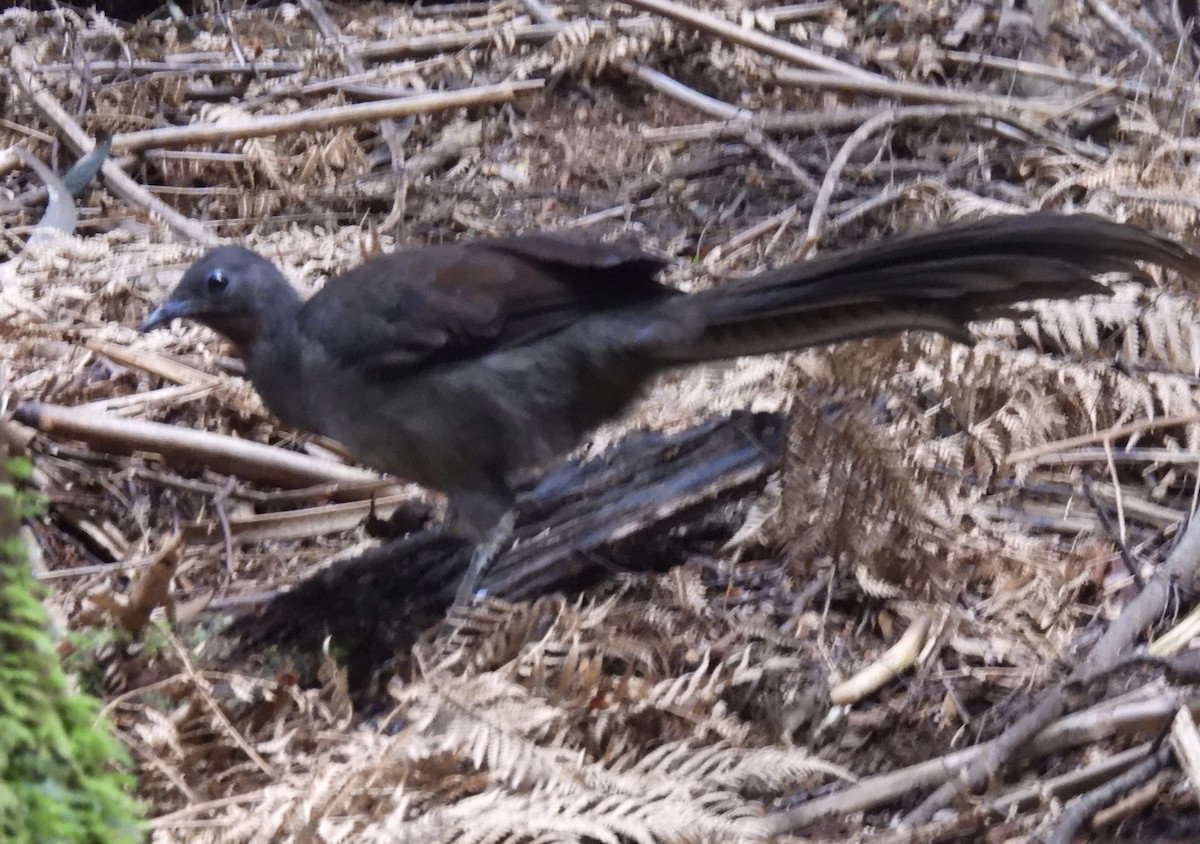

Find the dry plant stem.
[
  {"left": 987, "top": 742, "right": 1153, "bottom": 815},
  {"left": 771, "top": 68, "right": 1074, "bottom": 112},
  {"left": 116, "top": 730, "right": 199, "bottom": 805},
  {"left": 358, "top": 19, "right": 606, "bottom": 61},
  {"left": 1043, "top": 745, "right": 1171, "bottom": 844},
  {"left": 1035, "top": 446, "right": 1200, "bottom": 466},
  {"left": 742, "top": 127, "right": 821, "bottom": 192},
  {"left": 619, "top": 61, "right": 820, "bottom": 193},
  {"left": 619, "top": 59, "right": 742, "bottom": 119},
  {"left": 144, "top": 789, "right": 268, "bottom": 829},
  {"left": 1087, "top": 511, "right": 1200, "bottom": 666},
  {"left": 806, "top": 105, "right": 994, "bottom": 249},
  {"left": 621, "top": 0, "right": 884, "bottom": 83},
  {"left": 1085, "top": 0, "right": 1165, "bottom": 69},
  {"left": 764, "top": 690, "right": 1196, "bottom": 832},
  {"left": 80, "top": 384, "right": 214, "bottom": 417},
  {"left": 1170, "top": 705, "right": 1200, "bottom": 805},
  {"left": 299, "top": 0, "right": 412, "bottom": 232},
  {"left": 109, "top": 81, "right": 543, "bottom": 153},
  {"left": 0, "top": 147, "right": 21, "bottom": 178},
  {"left": 9, "top": 45, "right": 217, "bottom": 245},
  {"left": 710, "top": 204, "right": 800, "bottom": 264},
  {"left": 940, "top": 49, "right": 1151, "bottom": 96},
  {"left": 1106, "top": 185, "right": 1200, "bottom": 211},
  {"left": 520, "top": 0, "right": 559, "bottom": 25},
  {"left": 1089, "top": 777, "right": 1164, "bottom": 829},
  {"left": 643, "top": 105, "right": 911, "bottom": 143},
  {"left": 39, "top": 59, "right": 303, "bottom": 76},
  {"left": 828, "top": 613, "right": 931, "bottom": 704},
  {"left": 1150, "top": 603, "right": 1200, "bottom": 655},
  {"left": 1008, "top": 412, "right": 1200, "bottom": 463},
  {"left": 13, "top": 401, "right": 383, "bottom": 492},
  {"left": 184, "top": 493, "right": 411, "bottom": 544},
  {"left": 86, "top": 339, "right": 222, "bottom": 388},
  {"left": 159, "top": 622, "right": 278, "bottom": 779},
  {"left": 903, "top": 513, "right": 1200, "bottom": 826}
]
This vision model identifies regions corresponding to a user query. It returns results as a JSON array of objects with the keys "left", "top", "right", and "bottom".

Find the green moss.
[{"left": 0, "top": 456, "right": 145, "bottom": 843}]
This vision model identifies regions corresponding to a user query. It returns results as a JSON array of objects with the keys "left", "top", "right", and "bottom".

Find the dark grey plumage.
[{"left": 141, "top": 213, "right": 1199, "bottom": 542}]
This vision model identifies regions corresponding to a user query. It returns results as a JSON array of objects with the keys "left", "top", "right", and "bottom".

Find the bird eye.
[{"left": 207, "top": 270, "right": 229, "bottom": 294}]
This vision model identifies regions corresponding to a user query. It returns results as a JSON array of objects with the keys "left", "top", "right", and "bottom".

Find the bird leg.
[{"left": 447, "top": 509, "right": 516, "bottom": 615}]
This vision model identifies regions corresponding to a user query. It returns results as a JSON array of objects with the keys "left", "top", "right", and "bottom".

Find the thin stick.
[
  {"left": 941, "top": 49, "right": 1151, "bottom": 96},
  {"left": 87, "top": 339, "right": 222, "bottom": 388},
  {"left": 709, "top": 204, "right": 800, "bottom": 265},
  {"left": 1089, "top": 777, "right": 1164, "bottom": 830},
  {"left": 1007, "top": 412, "right": 1200, "bottom": 463},
  {"left": 160, "top": 623, "right": 278, "bottom": 779},
  {"left": 763, "top": 690, "right": 1196, "bottom": 831},
  {"left": 806, "top": 104, "right": 992, "bottom": 250},
  {"left": 621, "top": 0, "right": 884, "bottom": 83},
  {"left": 1170, "top": 706, "right": 1200, "bottom": 808},
  {"left": 829, "top": 613, "right": 931, "bottom": 704},
  {"left": 904, "top": 513, "right": 1200, "bottom": 824},
  {"left": 109, "top": 81, "right": 544, "bottom": 153},
  {"left": 643, "top": 105, "right": 900, "bottom": 143},
  {"left": 298, "top": 0, "right": 413, "bottom": 232},
  {"left": 619, "top": 61, "right": 820, "bottom": 192},
  {"left": 358, "top": 19, "right": 652, "bottom": 61},
  {"left": 1085, "top": 0, "right": 1164, "bottom": 69},
  {"left": 618, "top": 59, "right": 741, "bottom": 119},
  {"left": 9, "top": 45, "right": 217, "bottom": 245},
  {"left": 772, "top": 67, "right": 1074, "bottom": 112},
  {"left": 13, "top": 401, "right": 382, "bottom": 493},
  {"left": 1044, "top": 745, "right": 1171, "bottom": 844},
  {"left": 988, "top": 742, "right": 1153, "bottom": 815},
  {"left": 185, "top": 493, "right": 412, "bottom": 544},
  {"left": 520, "top": 0, "right": 559, "bottom": 25}
]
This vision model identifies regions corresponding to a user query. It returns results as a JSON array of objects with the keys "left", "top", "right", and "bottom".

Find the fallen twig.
[
  {"left": 298, "top": 0, "right": 413, "bottom": 232},
  {"left": 764, "top": 688, "right": 1199, "bottom": 831},
  {"left": 828, "top": 613, "right": 931, "bottom": 705},
  {"left": 619, "top": 60, "right": 819, "bottom": 192},
  {"left": 13, "top": 401, "right": 385, "bottom": 494},
  {"left": 1171, "top": 702, "right": 1200, "bottom": 806},
  {"left": 642, "top": 106, "right": 900, "bottom": 143},
  {"left": 359, "top": 21, "right": 586, "bottom": 61},
  {"left": 109, "top": 81, "right": 544, "bottom": 153},
  {"left": 902, "top": 510, "right": 1200, "bottom": 825},
  {"left": 87, "top": 339, "right": 222, "bottom": 389},
  {"left": 621, "top": 0, "right": 884, "bottom": 82},
  {"left": 182, "top": 493, "right": 412, "bottom": 544},
  {"left": 10, "top": 44, "right": 217, "bottom": 245},
  {"left": 1008, "top": 412, "right": 1200, "bottom": 464},
  {"left": 1043, "top": 745, "right": 1171, "bottom": 844},
  {"left": 940, "top": 49, "right": 1153, "bottom": 96},
  {"left": 1085, "top": 0, "right": 1165, "bottom": 69},
  {"left": 806, "top": 104, "right": 996, "bottom": 251},
  {"left": 1089, "top": 776, "right": 1165, "bottom": 830},
  {"left": 159, "top": 622, "right": 278, "bottom": 779},
  {"left": 771, "top": 67, "right": 1074, "bottom": 112}
]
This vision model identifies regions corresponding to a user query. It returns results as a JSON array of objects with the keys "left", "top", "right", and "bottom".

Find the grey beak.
[{"left": 139, "top": 299, "right": 193, "bottom": 332}]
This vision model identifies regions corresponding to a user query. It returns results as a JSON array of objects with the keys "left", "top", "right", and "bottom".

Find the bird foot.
[{"left": 438, "top": 511, "right": 516, "bottom": 637}]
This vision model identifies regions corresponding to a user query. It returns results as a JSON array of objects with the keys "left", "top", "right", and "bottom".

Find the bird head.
[{"left": 140, "top": 246, "right": 302, "bottom": 353}]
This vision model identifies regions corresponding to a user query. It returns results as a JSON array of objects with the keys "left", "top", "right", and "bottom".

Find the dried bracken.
[{"left": 4, "top": 0, "right": 1200, "bottom": 841}]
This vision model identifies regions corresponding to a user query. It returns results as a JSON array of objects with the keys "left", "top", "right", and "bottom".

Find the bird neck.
[{"left": 240, "top": 294, "right": 317, "bottom": 432}]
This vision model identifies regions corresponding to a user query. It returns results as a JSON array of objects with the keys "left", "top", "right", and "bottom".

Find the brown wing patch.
[{"left": 298, "top": 235, "right": 674, "bottom": 378}]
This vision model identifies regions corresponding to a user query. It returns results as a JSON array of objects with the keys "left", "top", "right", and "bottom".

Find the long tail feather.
[{"left": 662, "top": 213, "right": 1199, "bottom": 363}]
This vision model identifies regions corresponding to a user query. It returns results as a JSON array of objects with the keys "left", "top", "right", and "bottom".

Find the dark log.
[{"left": 234, "top": 410, "right": 786, "bottom": 685}]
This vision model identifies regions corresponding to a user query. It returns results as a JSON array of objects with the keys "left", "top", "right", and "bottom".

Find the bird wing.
[{"left": 297, "top": 233, "right": 673, "bottom": 378}]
